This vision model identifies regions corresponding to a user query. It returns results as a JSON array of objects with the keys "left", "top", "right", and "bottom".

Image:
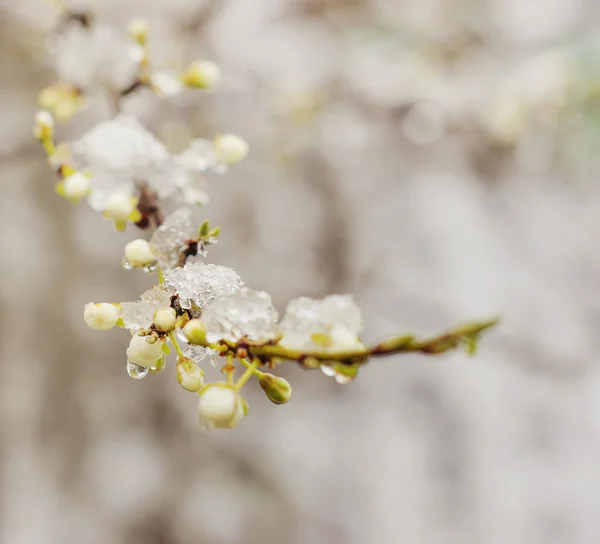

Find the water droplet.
[
  {"left": 143, "top": 263, "right": 158, "bottom": 273},
  {"left": 122, "top": 257, "right": 133, "bottom": 270},
  {"left": 321, "top": 365, "right": 336, "bottom": 377},
  {"left": 127, "top": 361, "right": 149, "bottom": 379},
  {"left": 334, "top": 372, "right": 354, "bottom": 385}
]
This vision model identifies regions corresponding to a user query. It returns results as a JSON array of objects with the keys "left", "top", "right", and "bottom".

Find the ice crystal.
[
  {"left": 163, "top": 261, "right": 243, "bottom": 311},
  {"left": 120, "top": 286, "right": 172, "bottom": 330},
  {"left": 184, "top": 344, "right": 219, "bottom": 366},
  {"left": 149, "top": 208, "right": 197, "bottom": 270},
  {"left": 202, "top": 287, "right": 279, "bottom": 343},
  {"left": 279, "top": 295, "right": 363, "bottom": 352}
]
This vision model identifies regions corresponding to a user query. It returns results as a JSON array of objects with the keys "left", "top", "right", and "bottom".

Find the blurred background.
[{"left": 2, "top": 0, "right": 600, "bottom": 542}]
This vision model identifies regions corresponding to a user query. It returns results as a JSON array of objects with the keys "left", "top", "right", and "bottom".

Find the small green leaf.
[{"left": 199, "top": 219, "right": 210, "bottom": 238}]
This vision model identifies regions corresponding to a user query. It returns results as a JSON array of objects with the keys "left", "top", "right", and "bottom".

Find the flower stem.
[
  {"left": 168, "top": 331, "right": 185, "bottom": 358},
  {"left": 187, "top": 316, "right": 500, "bottom": 368},
  {"left": 239, "top": 357, "right": 265, "bottom": 378},
  {"left": 226, "top": 353, "right": 234, "bottom": 384},
  {"left": 235, "top": 359, "right": 260, "bottom": 391}
]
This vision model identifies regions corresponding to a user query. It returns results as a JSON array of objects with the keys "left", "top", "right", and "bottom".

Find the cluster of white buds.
[{"left": 38, "top": 9, "right": 496, "bottom": 431}]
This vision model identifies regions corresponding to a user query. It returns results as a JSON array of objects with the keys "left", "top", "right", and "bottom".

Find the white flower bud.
[
  {"left": 124, "top": 239, "right": 156, "bottom": 268},
  {"left": 183, "top": 60, "right": 221, "bottom": 90},
  {"left": 128, "top": 19, "right": 148, "bottom": 43},
  {"left": 183, "top": 319, "right": 207, "bottom": 345},
  {"left": 33, "top": 110, "right": 54, "bottom": 139},
  {"left": 198, "top": 384, "right": 246, "bottom": 430},
  {"left": 176, "top": 357, "right": 204, "bottom": 392},
  {"left": 126, "top": 333, "right": 165, "bottom": 368},
  {"left": 104, "top": 193, "right": 135, "bottom": 221},
  {"left": 83, "top": 302, "right": 120, "bottom": 331},
  {"left": 62, "top": 171, "right": 91, "bottom": 202},
  {"left": 153, "top": 306, "right": 176, "bottom": 332},
  {"left": 214, "top": 134, "right": 249, "bottom": 165}
]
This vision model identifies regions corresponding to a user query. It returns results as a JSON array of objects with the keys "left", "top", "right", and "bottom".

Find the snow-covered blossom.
[
  {"left": 83, "top": 302, "right": 120, "bottom": 331},
  {"left": 163, "top": 261, "right": 244, "bottom": 311},
  {"left": 72, "top": 116, "right": 170, "bottom": 210},
  {"left": 124, "top": 238, "right": 156, "bottom": 269},
  {"left": 202, "top": 287, "right": 279, "bottom": 343},
  {"left": 71, "top": 116, "right": 242, "bottom": 214},
  {"left": 153, "top": 307, "right": 176, "bottom": 332},
  {"left": 120, "top": 286, "right": 172, "bottom": 330},
  {"left": 149, "top": 208, "right": 197, "bottom": 270},
  {"left": 62, "top": 171, "right": 91, "bottom": 202},
  {"left": 197, "top": 384, "right": 246, "bottom": 430},
  {"left": 53, "top": 25, "right": 143, "bottom": 92},
  {"left": 279, "top": 295, "right": 364, "bottom": 353},
  {"left": 126, "top": 332, "right": 165, "bottom": 368}
]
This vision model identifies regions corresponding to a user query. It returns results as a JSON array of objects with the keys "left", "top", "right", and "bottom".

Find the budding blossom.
[
  {"left": 183, "top": 60, "right": 221, "bottom": 90},
  {"left": 83, "top": 303, "right": 120, "bottom": 331},
  {"left": 198, "top": 384, "right": 246, "bottom": 430},
  {"left": 176, "top": 357, "right": 204, "bottom": 392},
  {"left": 259, "top": 373, "right": 292, "bottom": 404},
  {"left": 124, "top": 239, "right": 156, "bottom": 268},
  {"left": 126, "top": 333, "right": 165, "bottom": 368},
  {"left": 104, "top": 193, "right": 136, "bottom": 221},
  {"left": 62, "top": 171, "right": 91, "bottom": 202},
  {"left": 153, "top": 307, "right": 177, "bottom": 332}
]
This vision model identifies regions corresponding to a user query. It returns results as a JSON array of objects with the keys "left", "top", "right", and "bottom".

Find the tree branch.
[{"left": 195, "top": 317, "right": 500, "bottom": 368}]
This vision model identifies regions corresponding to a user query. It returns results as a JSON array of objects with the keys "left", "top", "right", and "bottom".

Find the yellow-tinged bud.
[
  {"left": 183, "top": 319, "right": 207, "bottom": 345},
  {"left": 182, "top": 60, "right": 221, "bottom": 90},
  {"left": 83, "top": 302, "right": 120, "bottom": 331},
  {"left": 153, "top": 307, "right": 177, "bottom": 332}
]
